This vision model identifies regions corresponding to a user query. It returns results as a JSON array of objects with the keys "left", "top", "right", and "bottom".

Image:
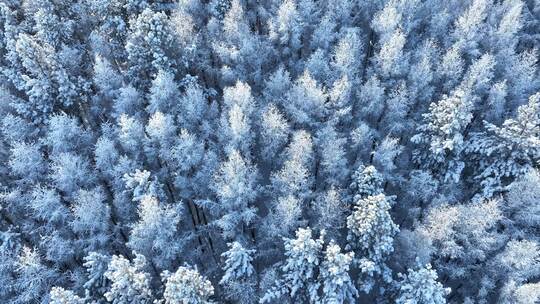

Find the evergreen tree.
[
  {"left": 395, "top": 264, "right": 450, "bottom": 304},
  {"left": 128, "top": 195, "right": 182, "bottom": 269},
  {"left": 346, "top": 194, "right": 399, "bottom": 292},
  {"left": 261, "top": 228, "right": 324, "bottom": 303},
  {"left": 219, "top": 241, "right": 256, "bottom": 302},
  {"left": 258, "top": 104, "right": 290, "bottom": 163},
  {"left": 219, "top": 81, "right": 257, "bottom": 156},
  {"left": 13, "top": 247, "right": 58, "bottom": 304},
  {"left": 319, "top": 241, "right": 358, "bottom": 303},
  {"left": 162, "top": 265, "right": 214, "bottom": 304},
  {"left": 126, "top": 8, "right": 177, "bottom": 88},
  {"left": 104, "top": 253, "right": 153, "bottom": 304},
  {"left": 412, "top": 90, "right": 473, "bottom": 183},
  {"left": 271, "top": 130, "right": 314, "bottom": 201},
  {"left": 49, "top": 287, "right": 85, "bottom": 304},
  {"left": 147, "top": 70, "right": 180, "bottom": 114},
  {"left": 210, "top": 150, "right": 258, "bottom": 240},
  {"left": 467, "top": 92, "right": 540, "bottom": 196},
  {"left": 70, "top": 188, "right": 112, "bottom": 252},
  {"left": 349, "top": 164, "right": 384, "bottom": 201},
  {"left": 83, "top": 252, "right": 111, "bottom": 298}
]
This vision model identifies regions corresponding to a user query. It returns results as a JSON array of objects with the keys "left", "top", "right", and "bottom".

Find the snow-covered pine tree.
[
  {"left": 103, "top": 253, "right": 153, "bottom": 304},
  {"left": 346, "top": 194, "right": 399, "bottom": 293},
  {"left": 219, "top": 241, "right": 256, "bottom": 302},
  {"left": 466, "top": 92, "right": 540, "bottom": 197},
  {"left": 395, "top": 263, "right": 450, "bottom": 304},
  {"left": 162, "top": 265, "right": 214, "bottom": 304}
]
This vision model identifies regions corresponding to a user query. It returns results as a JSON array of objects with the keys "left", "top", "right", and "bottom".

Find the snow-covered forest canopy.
[{"left": 0, "top": 0, "right": 539, "bottom": 303}]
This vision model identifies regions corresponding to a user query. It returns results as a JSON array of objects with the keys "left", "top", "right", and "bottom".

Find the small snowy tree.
[
  {"left": 349, "top": 164, "right": 384, "bottom": 201},
  {"left": 319, "top": 241, "right": 358, "bottom": 303},
  {"left": 346, "top": 194, "right": 399, "bottom": 292},
  {"left": 104, "top": 253, "right": 153, "bottom": 304},
  {"left": 127, "top": 195, "right": 182, "bottom": 269},
  {"left": 28, "top": 187, "right": 71, "bottom": 238},
  {"left": 452, "top": 0, "right": 490, "bottom": 57},
  {"left": 219, "top": 81, "right": 257, "bottom": 156},
  {"left": 12, "top": 247, "right": 58, "bottom": 304},
  {"left": 313, "top": 187, "right": 347, "bottom": 234},
  {"left": 505, "top": 170, "right": 540, "bottom": 232},
  {"left": 500, "top": 281, "right": 540, "bottom": 304},
  {"left": 220, "top": 241, "right": 255, "bottom": 283},
  {"left": 83, "top": 252, "right": 111, "bottom": 297},
  {"left": 219, "top": 241, "right": 256, "bottom": 302},
  {"left": 117, "top": 115, "right": 145, "bottom": 155},
  {"left": 271, "top": 130, "right": 314, "bottom": 201},
  {"left": 374, "top": 29, "right": 408, "bottom": 78},
  {"left": 211, "top": 149, "right": 258, "bottom": 240},
  {"left": 147, "top": 70, "right": 180, "bottom": 114},
  {"left": 162, "top": 265, "right": 214, "bottom": 304},
  {"left": 258, "top": 104, "right": 290, "bottom": 163},
  {"left": 49, "top": 152, "right": 95, "bottom": 195},
  {"left": 395, "top": 264, "right": 450, "bottom": 304},
  {"left": 113, "top": 86, "right": 144, "bottom": 118},
  {"left": 284, "top": 71, "right": 327, "bottom": 127},
  {"left": 126, "top": 8, "right": 177, "bottom": 88},
  {"left": 8, "top": 141, "right": 46, "bottom": 182},
  {"left": 178, "top": 82, "right": 209, "bottom": 130},
  {"left": 49, "top": 287, "right": 85, "bottom": 304},
  {"left": 261, "top": 228, "right": 324, "bottom": 303},
  {"left": 417, "top": 199, "right": 503, "bottom": 286},
  {"left": 467, "top": 92, "right": 540, "bottom": 196},
  {"left": 331, "top": 28, "right": 363, "bottom": 81},
  {"left": 412, "top": 90, "right": 473, "bottom": 183},
  {"left": 264, "top": 194, "right": 304, "bottom": 238},
  {"left": 372, "top": 136, "right": 403, "bottom": 181},
  {"left": 268, "top": 0, "right": 302, "bottom": 55},
  {"left": 93, "top": 55, "right": 122, "bottom": 100},
  {"left": 45, "top": 113, "right": 91, "bottom": 155},
  {"left": 315, "top": 123, "right": 349, "bottom": 186},
  {"left": 70, "top": 188, "right": 111, "bottom": 251}
]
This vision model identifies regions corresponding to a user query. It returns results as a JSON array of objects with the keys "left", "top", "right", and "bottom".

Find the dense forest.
[{"left": 0, "top": 0, "right": 539, "bottom": 303}]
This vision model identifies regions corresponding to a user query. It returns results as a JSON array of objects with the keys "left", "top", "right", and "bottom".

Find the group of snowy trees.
[{"left": 0, "top": 0, "right": 539, "bottom": 303}]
